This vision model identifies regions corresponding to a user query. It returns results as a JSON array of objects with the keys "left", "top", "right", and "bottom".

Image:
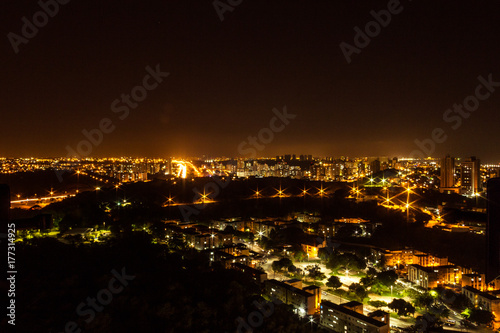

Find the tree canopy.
[
  {"left": 388, "top": 299, "right": 416, "bottom": 317},
  {"left": 326, "top": 275, "right": 342, "bottom": 289}
]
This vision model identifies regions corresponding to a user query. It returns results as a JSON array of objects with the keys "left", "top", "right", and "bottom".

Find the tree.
[
  {"left": 349, "top": 283, "right": 360, "bottom": 292},
  {"left": 388, "top": 299, "right": 416, "bottom": 317},
  {"left": 326, "top": 275, "right": 342, "bottom": 289},
  {"left": 326, "top": 253, "right": 366, "bottom": 272},
  {"left": 269, "top": 228, "right": 278, "bottom": 240},
  {"left": 305, "top": 264, "right": 326, "bottom": 280},
  {"left": 414, "top": 293, "right": 435, "bottom": 310},
  {"left": 305, "top": 264, "right": 326, "bottom": 281},
  {"left": 366, "top": 267, "right": 377, "bottom": 278},
  {"left": 293, "top": 250, "right": 306, "bottom": 262},
  {"left": 348, "top": 283, "right": 368, "bottom": 301},
  {"left": 224, "top": 226, "right": 235, "bottom": 233},
  {"left": 360, "top": 275, "right": 375, "bottom": 287},
  {"left": 272, "top": 261, "right": 282, "bottom": 273},
  {"left": 354, "top": 285, "right": 368, "bottom": 301},
  {"left": 429, "top": 305, "right": 450, "bottom": 319},
  {"left": 415, "top": 313, "right": 443, "bottom": 332},
  {"left": 272, "top": 258, "right": 293, "bottom": 272},
  {"left": 467, "top": 309, "right": 495, "bottom": 325},
  {"left": 279, "top": 258, "right": 293, "bottom": 269},
  {"left": 259, "top": 236, "right": 274, "bottom": 251},
  {"left": 375, "top": 255, "right": 386, "bottom": 269},
  {"left": 451, "top": 293, "right": 473, "bottom": 312},
  {"left": 375, "top": 270, "right": 398, "bottom": 287},
  {"left": 318, "top": 248, "right": 332, "bottom": 261},
  {"left": 368, "top": 300, "right": 388, "bottom": 309}
]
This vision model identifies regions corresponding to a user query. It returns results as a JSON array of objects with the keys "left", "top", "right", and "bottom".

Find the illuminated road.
[
  {"left": 10, "top": 194, "right": 76, "bottom": 209},
  {"left": 172, "top": 160, "right": 201, "bottom": 178},
  {"left": 11, "top": 194, "right": 75, "bottom": 204}
]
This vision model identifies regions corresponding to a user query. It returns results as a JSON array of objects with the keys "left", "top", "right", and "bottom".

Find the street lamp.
[{"left": 405, "top": 183, "right": 413, "bottom": 223}]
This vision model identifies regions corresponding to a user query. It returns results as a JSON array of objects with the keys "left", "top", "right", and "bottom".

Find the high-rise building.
[
  {"left": 440, "top": 155, "right": 458, "bottom": 193},
  {"left": 461, "top": 156, "right": 481, "bottom": 195},
  {"left": 390, "top": 157, "right": 398, "bottom": 168},
  {"left": 370, "top": 159, "right": 380, "bottom": 175},
  {"left": 486, "top": 178, "right": 500, "bottom": 284},
  {"left": 166, "top": 158, "right": 172, "bottom": 175}
]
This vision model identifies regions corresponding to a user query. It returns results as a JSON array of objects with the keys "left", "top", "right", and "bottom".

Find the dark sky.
[{"left": 2, "top": 0, "right": 500, "bottom": 162}]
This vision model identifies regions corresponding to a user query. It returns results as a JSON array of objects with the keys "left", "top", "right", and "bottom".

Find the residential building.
[
  {"left": 462, "top": 286, "right": 500, "bottom": 329},
  {"left": 440, "top": 155, "right": 459, "bottom": 193},
  {"left": 232, "top": 263, "right": 267, "bottom": 283},
  {"left": 264, "top": 279, "right": 321, "bottom": 316},
  {"left": 412, "top": 253, "right": 449, "bottom": 267},
  {"left": 487, "top": 178, "right": 500, "bottom": 284},
  {"left": 408, "top": 265, "right": 462, "bottom": 289},
  {"left": 302, "top": 239, "right": 326, "bottom": 258},
  {"left": 461, "top": 156, "right": 481, "bottom": 195},
  {"left": 462, "top": 274, "right": 486, "bottom": 291},
  {"left": 320, "top": 300, "right": 390, "bottom": 333}
]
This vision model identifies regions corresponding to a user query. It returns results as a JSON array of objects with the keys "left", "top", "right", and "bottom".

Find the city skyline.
[{"left": 3, "top": 1, "right": 500, "bottom": 331}]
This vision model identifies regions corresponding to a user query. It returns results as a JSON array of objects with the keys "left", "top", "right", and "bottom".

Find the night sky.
[{"left": 2, "top": 0, "right": 500, "bottom": 161}]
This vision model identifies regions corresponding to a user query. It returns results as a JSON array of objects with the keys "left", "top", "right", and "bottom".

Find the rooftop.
[{"left": 321, "top": 300, "right": 387, "bottom": 328}]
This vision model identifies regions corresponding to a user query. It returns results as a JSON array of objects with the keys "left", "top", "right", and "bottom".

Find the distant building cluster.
[
  {"left": 230, "top": 155, "right": 402, "bottom": 182},
  {"left": 440, "top": 155, "right": 499, "bottom": 196},
  {"left": 2, "top": 157, "right": 498, "bottom": 203}
]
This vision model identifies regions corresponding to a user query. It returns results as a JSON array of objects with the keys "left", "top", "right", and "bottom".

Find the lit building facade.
[
  {"left": 487, "top": 178, "right": 500, "bottom": 284},
  {"left": 264, "top": 279, "right": 321, "bottom": 316},
  {"left": 440, "top": 155, "right": 459, "bottom": 193},
  {"left": 408, "top": 264, "right": 462, "bottom": 289},
  {"left": 461, "top": 156, "right": 481, "bottom": 195},
  {"left": 320, "top": 300, "right": 389, "bottom": 333}
]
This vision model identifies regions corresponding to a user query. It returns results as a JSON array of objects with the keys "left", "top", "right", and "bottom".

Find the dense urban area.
[{"left": 2, "top": 155, "right": 500, "bottom": 333}]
